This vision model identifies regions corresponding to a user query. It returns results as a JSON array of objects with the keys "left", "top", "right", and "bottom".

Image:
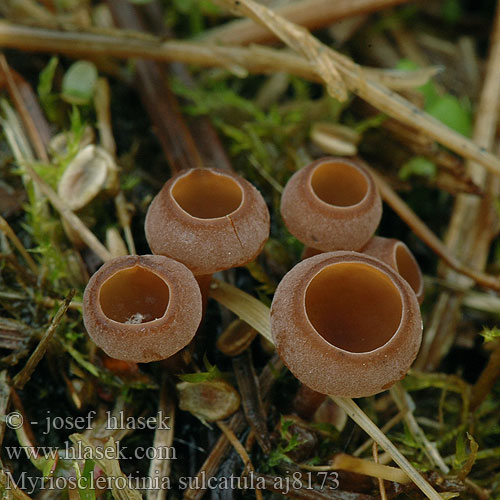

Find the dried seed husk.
[
  {"left": 58, "top": 144, "right": 119, "bottom": 211},
  {"left": 49, "top": 125, "right": 95, "bottom": 157},
  {"left": 310, "top": 122, "right": 360, "bottom": 156},
  {"left": 216, "top": 319, "right": 258, "bottom": 357},
  {"left": 177, "top": 379, "right": 240, "bottom": 422},
  {"left": 106, "top": 227, "right": 128, "bottom": 258}
]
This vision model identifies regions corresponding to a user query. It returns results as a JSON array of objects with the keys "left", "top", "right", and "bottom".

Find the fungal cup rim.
[
  {"left": 169, "top": 168, "right": 245, "bottom": 222},
  {"left": 96, "top": 263, "right": 173, "bottom": 327},
  {"left": 299, "top": 254, "right": 410, "bottom": 357},
  {"left": 308, "top": 159, "right": 372, "bottom": 211}
]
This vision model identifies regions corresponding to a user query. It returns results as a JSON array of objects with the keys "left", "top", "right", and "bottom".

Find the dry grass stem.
[
  {"left": 390, "top": 383, "right": 449, "bottom": 473},
  {"left": 147, "top": 380, "right": 175, "bottom": 500},
  {"left": 213, "top": 0, "right": 500, "bottom": 177},
  {"left": 353, "top": 411, "right": 404, "bottom": 457},
  {"left": 94, "top": 76, "right": 136, "bottom": 255},
  {"left": 0, "top": 370, "right": 10, "bottom": 448},
  {"left": 209, "top": 279, "right": 273, "bottom": 344},
  {"left": 470, "top": 340, "right": 500, "bottom": 410},
  {"left": 94, "top": 77, "right": 116, "bottom": 157},
  {"left": 301, "top": 453, "right": 410, "bottom": 484},
  {"left": 13, "top": 290, "right": 75, "bottom": 390},
  {"left": 331, "top": 396, "right": 442, "bottom": 500},
  {"left": 373, "top": 442, "right": 388, "bottom": 500},
  {"left": 200, "top": 0, "right": 410, "bottom": 45}
]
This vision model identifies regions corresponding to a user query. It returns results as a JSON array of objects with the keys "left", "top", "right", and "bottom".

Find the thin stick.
[
  {"left": 353, "top": 411, "right": 404, "bottom": 456},
  {"left": 13, "top": 290, "right": 75, "bottom": 390},
  {"left": 200, "top": 0, "right": 410, "bottom": 45},
  {"left": 0, "top": 22, "right": 439, "bottom": 92},
  {"left": 331, "top": 397, "right": 441, "bottom": 500},
  {"left": 373, "top": 442, "right": 388, "bottom": 500},
  {"left": 390, "top": 384, "right": 449, "bottom": 474},
  {"left": 369, "top": 167, "right": 500, "bottom": 291},
  {"left": 216, "top": 420, "right": 263, "bottom": 500},
  {"left": 0, "top": 215, "right": 38, "bottom": 275},
  {"left": 210, "top": 280, "right": 442, "bottom": 500},
  {"left": 470, "top": 340, "right": 500, "bottom": 410}
]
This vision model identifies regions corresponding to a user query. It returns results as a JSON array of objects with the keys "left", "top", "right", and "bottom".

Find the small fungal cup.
[
  {"left": 83, "top": 255, "right": 202, "bottom": 363},
  {"left": 271, "top": 252, "right": 422, "bottom": 398},
  {"left": 145, "top": 168, "right": 270, "bottom": 276},
  {"left": 281, "top": 157, "right": 382, "bottom": 251}
]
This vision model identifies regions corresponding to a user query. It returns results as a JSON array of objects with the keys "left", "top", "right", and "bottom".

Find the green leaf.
[
  {"left": 38, "top": 57, "right": 58, "bottom": 102},
  {"left": 480, "top": 326, "right": 500, "bottom": 343},
  {"left": 74, "top": 459, "right": 96, "bottom": 500},
  {"left": 442, "top": 0, "right": 463, "bottom": 24},
  {"left": 178, "top": 355, "right": 222, "bottom": 383},
  {"left": 396, "top": 59, "right": 439, "bottom": 106},
  {"left": 399, "top": 156, "right": 437, "bottom": 181},
  {"left": 38, "top": 57, "right": 60, "bottom": 122},
  {"left": 426, "top": 94, "right": 472, "bottom": 137},
  {"left": 62, "top": 61, "right": 98, "bottom": 105}
]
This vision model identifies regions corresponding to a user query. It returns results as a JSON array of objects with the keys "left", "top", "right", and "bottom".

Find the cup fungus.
[
  {"left": 362, "top": 236, "right": 424, "bottom": 304},
  {"left": 281, "top": 157, "right": 382, "bottom": 251},
  {"left": 271, "top": 252, "right": 422, "bottom": 398},
  {"left": 83, "top": 255, "right": 202, "bottom": 363},
  {"left": 145, "top": 168, "right": 270, "bottom": 276}
]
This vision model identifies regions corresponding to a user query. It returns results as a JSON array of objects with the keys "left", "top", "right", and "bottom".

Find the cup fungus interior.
[
  {"left": 99, "top": 266, "right": 170, "bottom": 324},
  {"left": 311, "top": 161, "right": 368, "bottom": 207},
  {"left": 395, "top": 244, "right": 422, "bottom": 296},
  {"left": 304, "top": 263, "right": 403, "bottom": 352},
  {"left": 172, "top": 170, "right": 243, "bottom": 219}
]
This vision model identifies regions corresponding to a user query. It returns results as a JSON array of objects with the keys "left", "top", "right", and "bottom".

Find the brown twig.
[
  {"left": 373, "top": 442, "right": 388, "bottom": 500},
  {"left": 106, "top": 0, "right": 203, "bottom": 174},
  {"left": 367, "top": 166, "right": 500, "bottom": 291},
  {"left": 216, "top": 421, "right": 264, "bottom": 500},
  {"left": 232, "top": 350, "right": 270, "bottom": 453},
  {"left": 470, "top": 340, "right": 500, "bottom": 411}
]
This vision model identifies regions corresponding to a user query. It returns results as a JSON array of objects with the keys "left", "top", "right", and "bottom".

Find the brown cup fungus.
[
  {"left": 145, "top": 168, "right": 270, "bottom": 276},
  {"left": 281, "top": 157, "right": 382, "bottom": 251},
  {"left": 83, "top": 255, "right": 202, "bottom": 363},
  {"left": 362, "top": 236, "right": 424, "bottom": 304},
  {"left": 271, "top": 252, "right": 422, "bottom": 398}
]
